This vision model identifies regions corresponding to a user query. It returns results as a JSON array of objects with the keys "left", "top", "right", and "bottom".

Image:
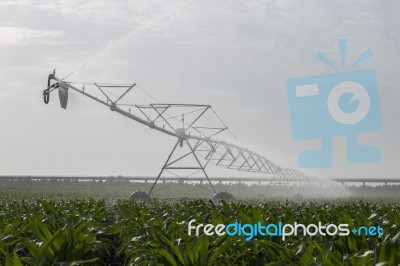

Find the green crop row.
[{"left": 0, "top": 199, "right": 399, "bottom": 265}]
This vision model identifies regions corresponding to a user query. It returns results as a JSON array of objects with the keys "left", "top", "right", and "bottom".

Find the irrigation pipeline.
[
  {"left": 45, "top": 75, "right": 178, "bottom": 139},
  {"left": 43, "top": 74, "right": 284, "bottom": 174},
  {"left": 50, "top": 77, "right": 231, "bottom": 145}
]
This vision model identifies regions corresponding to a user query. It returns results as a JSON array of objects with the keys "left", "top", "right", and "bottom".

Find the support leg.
[
  {"left": 185, "top": 140, "right": 216, "bottom": 194},
  {"left": 149, "top": 140, "right": 180, "bottom": 196}
]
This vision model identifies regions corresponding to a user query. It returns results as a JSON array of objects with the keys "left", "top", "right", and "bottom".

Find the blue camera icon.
[{"left": 287, "top": 68, "right": 382, "bottom": 168}]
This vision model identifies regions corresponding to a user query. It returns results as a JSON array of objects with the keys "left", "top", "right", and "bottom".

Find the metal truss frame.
[{"left": 44, "top": 72, "right": 308, "bottom": 196}]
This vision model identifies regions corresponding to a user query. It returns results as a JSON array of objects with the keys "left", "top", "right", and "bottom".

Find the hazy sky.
[{"left": 0, "top": 0, "right": 399, "bottom": 178}]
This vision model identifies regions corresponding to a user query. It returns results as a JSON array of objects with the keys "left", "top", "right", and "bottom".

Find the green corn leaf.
[
  {"left": 158, "top": 249, "right": 178, "bottom": 266},
  {"left": 208, "top": 239, "right": 233, "bottom": 266},
  {"left": 12, "top": 250, "right": 23, "bottom": 266},
  {"left": 104, "top": 225, "right": 125, "bottom": 235}
]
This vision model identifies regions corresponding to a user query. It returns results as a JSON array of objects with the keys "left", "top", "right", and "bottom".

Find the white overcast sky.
[{"left": 0, "top": 0, "right": 399, "bottom": 178}]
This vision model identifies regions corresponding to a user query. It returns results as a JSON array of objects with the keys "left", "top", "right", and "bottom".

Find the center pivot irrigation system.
[{"left": 43, "top": 70, "right": 308, "bottom": 198}]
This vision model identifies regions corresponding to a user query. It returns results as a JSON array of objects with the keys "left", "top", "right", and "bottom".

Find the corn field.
[{"left": 0, "top": 199, "right": 399, "bottom": 265}]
